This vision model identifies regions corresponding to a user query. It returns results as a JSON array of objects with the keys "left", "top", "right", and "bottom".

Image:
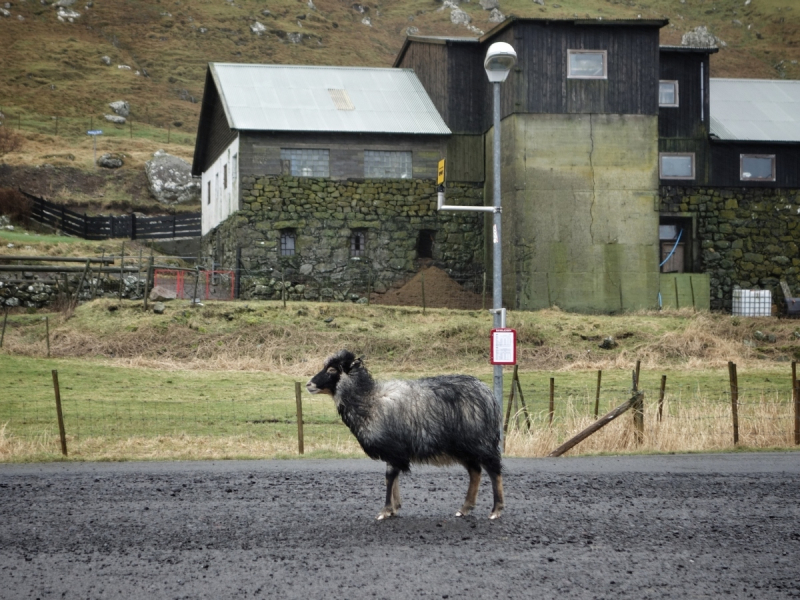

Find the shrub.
[{"left": 0, "top": 188, "right": 32, "bottom": 227}]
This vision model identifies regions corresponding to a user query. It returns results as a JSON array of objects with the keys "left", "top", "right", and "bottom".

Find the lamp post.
[{"left": 484, "top": 42, "right": 517, "bottom": 444}]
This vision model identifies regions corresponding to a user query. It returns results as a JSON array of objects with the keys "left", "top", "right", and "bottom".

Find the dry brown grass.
[{"left": 504, "top": 393, "right": 796, "bottom": 457}]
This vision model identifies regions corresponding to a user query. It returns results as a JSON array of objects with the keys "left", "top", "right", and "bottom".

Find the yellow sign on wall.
[{"left": 437, "top": 159, "right": 445, "bottom": 185}]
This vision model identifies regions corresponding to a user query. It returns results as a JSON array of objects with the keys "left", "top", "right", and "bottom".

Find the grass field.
[{"left": 1, "top": 298, "right": 798, "bottom": 462}]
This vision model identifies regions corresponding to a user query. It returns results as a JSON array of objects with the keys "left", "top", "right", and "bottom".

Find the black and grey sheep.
[{"left": 306, "top": 350, "right": 504, "bottom": 520}]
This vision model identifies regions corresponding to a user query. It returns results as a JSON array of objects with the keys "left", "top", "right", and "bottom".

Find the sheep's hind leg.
[
  {"left": 377, "top": 464, "right": 401, "bottom": 520},
  {"left": 488, "top": 471, "right": 504, "bottom": 520},
  {"left": 456, "top": 464, "right": 482, "bottom": 517}
]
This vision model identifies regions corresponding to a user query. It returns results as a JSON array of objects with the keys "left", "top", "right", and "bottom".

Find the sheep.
[{"left": 306, "top": 350, "right": 504, "bottom": 520}]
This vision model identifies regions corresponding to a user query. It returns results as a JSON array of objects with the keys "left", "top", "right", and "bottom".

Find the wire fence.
[
  {"left": 2, "top": 365, "right": 797, "bottom": 458},
  {"left": 0, "top": 111, "right": 196, "bottom": 146}
]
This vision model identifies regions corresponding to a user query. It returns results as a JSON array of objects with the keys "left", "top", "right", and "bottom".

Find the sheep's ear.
[{"left": 349, "top": 357, "right": 363, "bottom": 371}]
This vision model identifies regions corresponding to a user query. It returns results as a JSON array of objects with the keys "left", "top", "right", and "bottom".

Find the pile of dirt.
[{"left": 372, "top": 266, "right": 489, "bottom": 310}]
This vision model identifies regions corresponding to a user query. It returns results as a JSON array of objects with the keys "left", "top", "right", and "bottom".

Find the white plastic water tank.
[{"left": 731, "top": 289, "right": 772, "bottom": 317}]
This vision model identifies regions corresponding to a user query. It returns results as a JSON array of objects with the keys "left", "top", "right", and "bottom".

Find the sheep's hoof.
[
  {"left": 488, "top": 510, "right": 502, "bottom": 520},
  {"left": 455, "top": 505, "right": 474, "bottom": 517},
  {"left": 376, "top": 508, "right": 396, "bottom": 520}
]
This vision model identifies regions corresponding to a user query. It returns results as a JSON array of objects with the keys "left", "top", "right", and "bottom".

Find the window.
[
  {"left": 567, "top": 50, "right": 607, "bottom": 79},
  {"left": 659, "top": 153, "right": 695, "bottom": 180},
  {"left": 207, "top": 181, "right": 211, "bottom": 205},
  {"left": 740, "top": 154, "right": 775, "bottom": 182},
  {"left": 280, "top": 230, "right": 296, "bottom": 256},
  {"left": 416, "top": 230, "right": 435, "bottom": 259},
  {"left": 223, "top": 164, "right": 228, "bottom": 189},
  {"left": 232, "top": 154, "right": 238, "bottom": 187},
  {"left": 350, "top": 230, "right": 366, "bottom": 257},
  {"left": 659, "top": 81, "right": 679, "bottom": 107},
  {"left": 364, "top": 150, "right": 412, "bottom": 179},
  {"left": 280, "top": 148, "right": 330, "bottom": 177}
]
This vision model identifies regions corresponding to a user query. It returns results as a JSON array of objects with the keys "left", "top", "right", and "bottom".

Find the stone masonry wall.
[
  {"left": 204, "top": 175, "right": 486, "bottom": 302},
  {"left": 660, "top": 186, "right": 800, "bottom": 311}
]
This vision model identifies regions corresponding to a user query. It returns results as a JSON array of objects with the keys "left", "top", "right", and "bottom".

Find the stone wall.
[
  {"left": 204, "top": 175, "right": 486, "bottom": 302},
  {"left": 660, "top": 185, "right": 800, "bottom": 311},
  {"left": 1, "top": 275, "right": 146, "bottom": 309}
]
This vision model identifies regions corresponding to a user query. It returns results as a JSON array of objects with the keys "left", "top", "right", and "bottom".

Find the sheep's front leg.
[
  {"left": 377, "top": 464, "right": 401, "bottom": 520},
  {"left": 456, "top": 464, "right": 482, "bottom": 517}
]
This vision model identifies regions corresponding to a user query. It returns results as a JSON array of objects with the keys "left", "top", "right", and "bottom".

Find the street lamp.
[{"left": 484, "top": 41, "right": 516, "bottom": 444}]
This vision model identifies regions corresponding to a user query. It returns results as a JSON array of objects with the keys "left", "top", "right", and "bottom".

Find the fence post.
[
  {"left": 728, "top": 361, "right": 739, "bottom": 445},
  {"left": 83, "top": 213, "right": 88, "bottom": 239},
  {"left": 632, "top": 364, "right": 643, "bottom": 444},
  {"left": 45, "top": 316, "right": 50, "bottom": 358},
  {"left": 235, "top": 247, "right": 242, "bottom": 300},
  {"left": 513, "top": 367, "right": 532, "bottom": 431},
  {"left": 658, "top": 374, "right": 667, "bottom": 422},
  {"left": 548, "top": 377, "right": 555, "bottom": 426},
  {"left": 421, "top": 270, "right": 426, "bottom": 315},
  {"left": 51, "top": 370, "right": 68, "bottom": 457},
  {"left": 172, "top": 215, "right": 177, "bottom": 238},
  {"left": 143, "top": 255, "right": 154, "bottom": 311},
  {"left": 0, "top": 308, "right": 7, "bottom": 348},
  {"left": 295, "top": 382, "right": 304, "bottom": 455},
  {"left": 131, "top": 213, "right": 137, "bottom": 240},
  {"left": 594, "top": 369, "right": 602, "bottom": 418},
  {"left": 793, "top": 361, "right": 799, "bottom": 446},
  {"left": 118, "top": 242, "right": 125, "bottom": 304}
]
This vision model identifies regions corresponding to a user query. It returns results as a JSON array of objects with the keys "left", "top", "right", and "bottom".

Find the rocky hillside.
[{"left": 0, "top": 0, "right": 797, "bottom": 212}]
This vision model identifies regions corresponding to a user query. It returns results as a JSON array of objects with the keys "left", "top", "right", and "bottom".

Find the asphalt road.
[{"left": 1, "top": 453, "right": 799, "bottom": 599}]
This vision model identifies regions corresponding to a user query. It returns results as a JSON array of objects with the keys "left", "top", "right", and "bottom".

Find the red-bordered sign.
[{"left": 490, "top": 328, "right": 516, "bottom": 365}]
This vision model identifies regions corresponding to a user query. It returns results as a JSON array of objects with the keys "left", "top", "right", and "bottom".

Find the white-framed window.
[
  {"left": 364, "top": 150, "right": 412, "bottom": 179},
  {"left": 280, "top": 230, "right": 296, "bottom": 256},
  {"left": 740, "top": 154, "right": 775, "bottom": 182},
  {"left": 659, "top": 153, "right": 695, "bottom": 180},
  {"left": 659, "top": 80, "right": 679, "bottom": 107},
  {"left": 567, "top": 50, "right": 607, "bottom": 79},
  {"left": 223, "top": 164, "right": 228, "bottom": 189},
  {"left": 350, "top": 230, "right": 366, "bottom": 257},
  {"left": 280, "top": 148, "right": 330, "bottom": 177}
]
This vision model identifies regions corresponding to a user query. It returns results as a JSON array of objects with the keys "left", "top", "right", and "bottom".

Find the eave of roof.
[{"left": 660, "top": 45, "right": 720, "bottom": 54}]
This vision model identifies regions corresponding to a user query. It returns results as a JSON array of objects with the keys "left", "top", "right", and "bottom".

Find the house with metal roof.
[{"left": 192, "top": 63, "right": 451, "bottom": 236}]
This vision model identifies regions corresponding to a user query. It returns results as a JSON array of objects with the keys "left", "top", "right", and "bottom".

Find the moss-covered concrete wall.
[
  {"left": 660, "top": 186, "right": 800, "bottom": 311},
  {"left": 204, "top": 175, "right": 485, "bottom": 301},
  {"left": 492, "top": 113, "right": 661, "bottom": 313}
]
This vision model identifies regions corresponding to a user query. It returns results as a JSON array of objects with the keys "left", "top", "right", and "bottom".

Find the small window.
[
  {"left": 364, "top": 150, "right": 412, "bottom": 179},
  {"left": 223, "top": 164, "right": 228, "bottom": 189},
  {"left": 416, "top": 230, "right": 435, "bottom": 259},
  {"left": 280, "top": 148, "right": 330, "bottom": 178},
  {"left": 740, "top": 154, "right": 775, "bottom": 182},
  {"left": 567, "top": 50, "right": 607, "bottom": 79},
  {"left": 232, "top": 154, "right": 238, "bottom": 187},
  {"left": 207, "top": 181, "right": 211, "bottom": 205},
  {"left": 659, "top": 81, "right": 679, "bottom": 107},
  {"left": 280, "top": 230, "right": 296, "bottom": 256},
  {"left": 659, "top": 153, "right": 695, "bottom": 180},
  {"left": 350, "top": 230, "right": 366, "bottom": 257}
]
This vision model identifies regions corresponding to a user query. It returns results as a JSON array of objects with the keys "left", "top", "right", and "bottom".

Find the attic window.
[{"left": 328, "top": 89, "right": 355, "bottom": 111}]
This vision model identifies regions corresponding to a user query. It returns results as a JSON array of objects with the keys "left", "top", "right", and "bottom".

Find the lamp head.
[{"left": 484, "top": 42, "right": 517, "bottom": 83}]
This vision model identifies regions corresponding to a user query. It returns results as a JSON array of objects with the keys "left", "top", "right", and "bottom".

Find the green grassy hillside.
[{"left": 0, "top": 0, "right": 797, "bottom": 210}]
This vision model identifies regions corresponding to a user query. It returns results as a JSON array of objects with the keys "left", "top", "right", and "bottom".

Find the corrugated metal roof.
[
  {"left": 209, "top": 63, "right": 451, "bottom": 135},
  {"left": 710, "top": 78, "right": 800, "bottom": 142}
]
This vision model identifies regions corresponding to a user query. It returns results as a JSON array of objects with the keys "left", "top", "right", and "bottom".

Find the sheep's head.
[{"left": 306, "top": 350, "right": 363, "bottom": 396}]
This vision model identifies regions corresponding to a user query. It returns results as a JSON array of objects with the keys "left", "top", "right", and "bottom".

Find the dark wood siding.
[
  {"left": 238, "top": 131, "right": 447, "bottom": 181},
  {"left": 446, "top": 135, "right": 484, "bottom": 182},
  {"left": 511, "top": 21, "right": 660, "bottom": 118},
  {"left": 659, "top": 50, "right": 711, "bottom": 140},
  {"left": 710, "top": 142, "right": 800, "bottom": 188},
  {"left": 446, "top": 44, "right": 487, "bottom": 134},
  {"left": 192, "top": 68, "right": 237, "bottom": 176},
  {"left": 396, "top": 43, "right": 450, "bottom": 127}
]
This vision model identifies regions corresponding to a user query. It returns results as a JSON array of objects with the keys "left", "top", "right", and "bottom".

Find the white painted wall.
[{"left": 201, "top": 136, "right": 240, "bottom": 235}]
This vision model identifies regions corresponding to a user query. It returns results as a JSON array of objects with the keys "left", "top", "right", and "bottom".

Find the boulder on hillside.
[
  {"left": 145, "top": 150, "right": 200, "bottom": 205},
  {"left": 104, "top": 114, "right": 126, "bottom": 124},
  {"left": 479, "top": 0, "right": 498, "bottom": 10},
  {"left": 97, "top": 153, "right": 124, "bottom": 169},
  {"left": 681, "top": 25, "right": 721, "bottom": 48},
  {"left": 100, "top": 55, "right": 111, "bottom": 66},
  {"left": 109, "top": 100, "right": 130, "bottom": 118}
]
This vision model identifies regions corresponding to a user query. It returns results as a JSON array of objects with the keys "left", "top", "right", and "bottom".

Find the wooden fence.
[{"left": 20, "top": 190, "right": 201, "bottom": 241}]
